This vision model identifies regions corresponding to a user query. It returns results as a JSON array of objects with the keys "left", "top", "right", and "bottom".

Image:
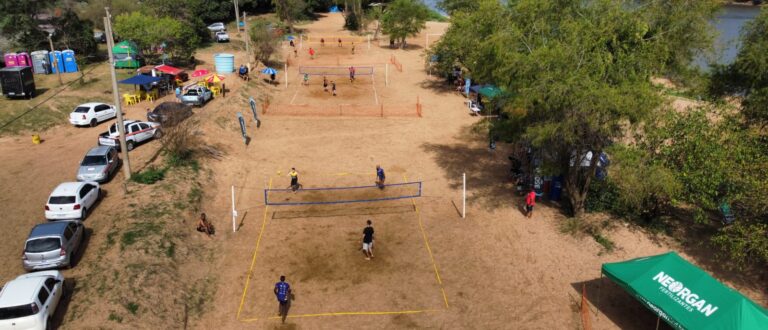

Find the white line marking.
[
  {"left": 372, "top": 82, "right": 379, "bottom": 105},
  {"left": 290, "top": 89, "right": 300, "bottom": 105}
]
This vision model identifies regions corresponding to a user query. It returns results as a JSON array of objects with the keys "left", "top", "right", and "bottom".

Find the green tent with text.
[{"left": 602, "top": 252, "right": 768, "bottom": 329}]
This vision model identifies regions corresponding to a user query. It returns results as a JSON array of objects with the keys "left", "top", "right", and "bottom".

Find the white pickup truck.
[
  {"left": 180, "top": 86, "right": 213, "bottom": 106},
  {"left": 97, "top": 120, "right": 161, "bottom": 151}
]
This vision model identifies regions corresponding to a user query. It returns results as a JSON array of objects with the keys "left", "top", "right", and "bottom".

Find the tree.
[
  {"left": 710, "top": 9, "right": 768, "bottom": 127},
  {"left": 273, "top": 0, "right": 306, "bottom": 33},
  {"left": 249, "top": 18, "right": 280, "bottom": 64},
  {"left": 430, "top": 0, "right": 720, "bottom": 216},
  {"left": 380, "top": 0, "right": 429, "bottom": 48},
  {"left": 54, "top": 9, "right": 98, "bottom": 57},
  {"left": 437, "top": 0, "right": 479, "bottom": 15},
  {"left": 114, "top": 12, "right": 200, "bottom": 62}
]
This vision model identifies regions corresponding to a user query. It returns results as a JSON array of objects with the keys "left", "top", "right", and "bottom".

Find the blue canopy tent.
[{"left": 119, "top": 74, "right": 162, "bottom": 91}]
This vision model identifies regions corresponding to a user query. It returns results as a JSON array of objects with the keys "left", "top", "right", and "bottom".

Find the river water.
[{"left": 420, "top": 1, "right": 761, "bottom": 66}]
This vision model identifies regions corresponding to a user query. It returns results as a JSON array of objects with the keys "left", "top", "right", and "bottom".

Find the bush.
[
  {"left": 344, "top": 11, "right": 360, "bottom": 31},
  {"left": 161, "top": 119, "right": 201, "bottom": 169},
  {"left": 585, "top": 179, "right": 620, "bottom": 213},
  {"left": 131, "top": 167, "right": 166, "bottom": 185}
]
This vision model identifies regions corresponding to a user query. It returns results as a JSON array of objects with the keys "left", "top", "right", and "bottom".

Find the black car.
[{"left": 146, "top": 102, "right": 193, "bottom": 126}]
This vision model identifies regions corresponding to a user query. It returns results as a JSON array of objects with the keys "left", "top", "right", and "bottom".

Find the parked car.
[
  {"left": 0, "top": 66, "right": 35, "bottom": 99},
  {"left": 0, "top": 270, "right": 64, "bottom": 329},
  {"left": 97, "top": 119, "right": 161, "bottom": 151},
  {"left": 215, "top": 31, "right": 230, "bottom": 42},
  {"left": 69, "top": 102, "right": 117, "bottom": 127},
  {"left": 147, "top": 102, "right": 193, "bottom": 126},
  {"left": 22, "top": 221, "right": 84, "bottom": 271},
  {"left": 180, "top": 86, "right": 213, "bottom": 106},
  {"left": 207, "top": 22, "right": 226, "bottom": 32},
  {"left": 44, "top": 182, "right": 101, "bottom": 221},
  {"left": 93, "top": 31, "right": 106, "bottom": 43},
  {"left": 77, "top": 146, "right": 121, "bottom": 183}
]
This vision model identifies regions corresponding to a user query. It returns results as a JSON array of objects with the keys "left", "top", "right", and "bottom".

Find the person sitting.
[
  {"left": 238, "top": 65, "right": 249, "bottom": 81},
  {"left": 270, "top": 73, "right": 276, "bottom": 85},
  {"left": 197, "top": 213, "right": 215, "bottom": 237}
]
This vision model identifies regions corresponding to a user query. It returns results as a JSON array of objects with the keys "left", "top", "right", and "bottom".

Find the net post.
[
  {"left": 385, "top": 63, "right": 389, "bottom": 86},
  {"left": 231, "top": 185, "right": 237, "bottom": 232},
  {"left": 284, "top": 63, "right": 288, "bottom": 88},
  {"left": 462, "top": 173, "right": 466, "bottom": 218}
]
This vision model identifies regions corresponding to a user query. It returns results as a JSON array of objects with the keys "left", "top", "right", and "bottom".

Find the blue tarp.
[
  {"left": 119, "top": 74, "right": 162, "bottom": 85},
  {"left": 329, "top": 5, "right": 340, "bottom": 13}
]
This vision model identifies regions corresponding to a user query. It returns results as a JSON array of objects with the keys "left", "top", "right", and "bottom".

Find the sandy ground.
[{"left": 0, "top": 12, "right": 764, "bottom": 329}]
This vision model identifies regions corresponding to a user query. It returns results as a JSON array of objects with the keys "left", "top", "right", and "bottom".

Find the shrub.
[{"left": 131, "top": 167, "right": 166, "bottom": 184}]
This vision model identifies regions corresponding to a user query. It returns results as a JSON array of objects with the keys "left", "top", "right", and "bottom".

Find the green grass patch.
[
  {"left": 187, "top": 183, "right": 203, "bottom": 212},
  {"left": 108, "top": 312, "right": 123, "bottom": 323},
  {"left": 124, "top": 302, "right": 139, "bottom": 315},
  {"left": 120, "top": 222, "right": 163, "bottom": 251},
  {"left": 131, "top": 166, "right": 167, "bottom": 184}
]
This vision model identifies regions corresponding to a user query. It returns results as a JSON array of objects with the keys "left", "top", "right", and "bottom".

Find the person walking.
[
  {"left": 376, "top": 165, "right": 385, "bottom": 189},
  {"left": 525, "top": 187, "right": 536, "bottom": 218},
  {"left": 331, "top": 81, "right": 336, "bottom": 96},
  {"left": 175, "top": 86, "right": 182, "bottom": 102},
  {"left": 361, "top": 220, "right": 375, "bottom": 260},
  {"left": 338, "top": 38, "right": 342, "bottom": 47},
  {"left": 309, "top": 47, "right": 315, "bottom": 59},
  {"left": 303, "top": 73, "right": 309, "bottom": 86},
  {"left": 289, "top": 168, "right": 299, "bottom": 192},
  {"left": 323, "top": 76, "right": 328, "bottom": 92},
  {"left": 349, "top": 66, "right": 355, "bottom": 83},
  {"left": 274, "top": 276, "right": 292, "bottom": 324}
]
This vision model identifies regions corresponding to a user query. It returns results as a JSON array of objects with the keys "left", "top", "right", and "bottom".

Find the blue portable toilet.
[
  {"left": 548, "top": 176, "right": 563, "bottom": 201},
  {"left": 49, "top": 51, "right": 64, "bottom": 73},
  {"left": 62, "top": 50, "right": 78, "bottom": 73}
]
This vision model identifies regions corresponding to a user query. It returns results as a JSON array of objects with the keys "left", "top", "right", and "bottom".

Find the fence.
[
  {"left": 390, "top": 55, "right": 403, "bottom": 72},
  {"left": 263, "top": 98, "right": 422, "bottom": 118}
]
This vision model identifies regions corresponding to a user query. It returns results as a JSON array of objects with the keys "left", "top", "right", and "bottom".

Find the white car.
[
  {"left": 207, "top": 22, "right": 226, "bottom": 32},
  {"left": 45, "top": 182, "right": 101, "bottom": 221},
  {"left": 215, "top": 31, "right": 230, "bottom": 42},
  {"left": 0, "top": 271, "right": 64, "bottom": 330},
  {"left": 68, "top": 102, "right": 116, "bottom": 127},
  {"left": 97, "top": 120, "right": 162, "bottom": 151}
]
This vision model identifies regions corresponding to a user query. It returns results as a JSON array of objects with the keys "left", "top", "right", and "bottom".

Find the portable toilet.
[
  {"left": 16, "top": 52, "right": 31, "bottom": 67},
  {"left": 62, "top": 50, "right": 78, "bottom": 72},
  {"left": 49, "top": 51, "right": 64, "bottom": 73},
  {"left": 30, "top": 50, "right": 50, "bottom": 74},
  {"left": 4, "top": 53, "right": 18, "bottom": 67},
  {"left": 113, "top": 41, "right": 142, "bottom": 69}
]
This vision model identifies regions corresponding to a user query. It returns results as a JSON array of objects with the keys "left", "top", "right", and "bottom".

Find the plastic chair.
[
  {"left": 467, "top": 100, "right": 483, "bottom": 115},
  {"left": 210, "top": 86, "right": 221, "bottom": 96},
  {"left": 123, "top": 94, "right": 136, "bottom": 105}
]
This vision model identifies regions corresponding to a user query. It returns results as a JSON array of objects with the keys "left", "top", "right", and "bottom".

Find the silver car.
[
  {"left": 77, "top": 146, "right": 120, "bottom": 182},
  {"left": 23, "top": 221, "right": 84, "bottom": 271}
]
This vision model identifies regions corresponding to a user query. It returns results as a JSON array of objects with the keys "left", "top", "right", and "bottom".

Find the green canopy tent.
[{"left": 601, "top": 252, "right": 768, "bottom": 329}]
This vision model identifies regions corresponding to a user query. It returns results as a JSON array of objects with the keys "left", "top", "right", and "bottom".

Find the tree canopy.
[
  {"left": 381, "top": 0, "right": 429, "bottom": 48},
  {"left": 114, "top": 11, "right": 200, "bottom": 61},
  {"left": 430, "top": 0, "right": 720, "bottom": 217}
]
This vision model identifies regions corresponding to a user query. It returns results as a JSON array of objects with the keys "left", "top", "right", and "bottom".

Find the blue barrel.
[
  {"left": 549, "top": 176, "right": 563, "bottom": 201},
  {"left": 62, "top": 50, "right": 78, "bottom": 73},
  {"left": 49, "top": 51, "right": 64, "bottom": 73},
  {"left": 213, "top": 53, "right": 235, "bottom": 74}
]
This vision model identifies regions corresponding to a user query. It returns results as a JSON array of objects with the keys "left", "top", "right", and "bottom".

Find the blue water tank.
[
  {"left": 62, "top": 50, "right": 78, "bottom": 73},
  {"left": 49, "top": 51, "right": 64, "bottom": 74},
  {"left": 213, "top": 53, "right": 235, "bottom": 75}
]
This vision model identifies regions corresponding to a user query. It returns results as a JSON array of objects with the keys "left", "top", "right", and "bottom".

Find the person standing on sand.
[
  {"left": 303, "top": 73, "right": 309, "bottom": 86},
  {"left": 361, "top": 220, "right": 375, "bottom": 260},
  {"left": 321, "top": 38, "right": 325, "bottom": 47},
  {"left": 323, "top": 76, "right": 329, "bottom": 92},
  {"left": 376, "top": 165, "right": 385, "bottom": 189},
  {"left": 525, "top": 187, "right": 536, "bottom": 218},
  {"left": 274, "top": 276, "right": 292, "bottom": 324},
  {"left": 349, "top": 66, "right": 355, "bottom": 83},
  {"left": 338, "top": 38, "right": 342, "bottom": 47},
  {"left": 331, "top": 81, "right": 337, "bottom": 96},
  {"left": 309, "top": 47, "right": 315, "bottom": 59},
  {"left": 351, "top": 42, "right": 355, "bottom": 54},
  {"left": 289, "top": 168, "right": 299, "bottom": 192},
  {"left": 289, "top": 39, "right": 295, "bottom": 48}
]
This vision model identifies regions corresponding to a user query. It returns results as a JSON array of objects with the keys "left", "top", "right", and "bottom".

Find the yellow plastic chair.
[
  {"left": 123, "top": 94, "right": 136, "bottom": 105},
  {"left": 145, "top": 91, "right": 157, "bottom": 102},
  {"left": 210, "top": 86, "right": 221, "bottom": 96}
]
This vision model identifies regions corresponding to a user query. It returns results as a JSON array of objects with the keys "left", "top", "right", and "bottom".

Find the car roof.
[
  {"left": 0, "top": 277, "right": 44, "bottom": 307},
  {"left": 85, "top": 145, "right": 113, "bottom": 156},
  {"left": 77, "top": 102, "right": 108, "bottom": 108},
  {"left": 51, "top": 182, "right": 85, "bottom": 196},
  {"left": 28, "top": 221, "right": 71, "bottom": 238}
]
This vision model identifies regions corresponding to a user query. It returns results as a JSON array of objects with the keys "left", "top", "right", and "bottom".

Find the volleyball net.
[
  {"left": 300, "top": 66, "right": 374, "bottom": 76},
  {"left": 305, "top": 35, "right": 368, "bottom": 43},
  {"left": 265, "top": 181, "right": 422, "bottom": 206}
]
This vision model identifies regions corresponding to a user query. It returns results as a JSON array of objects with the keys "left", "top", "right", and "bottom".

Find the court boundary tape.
[{"left": 236, "top": 178, "right": 273, "bottom": 320}]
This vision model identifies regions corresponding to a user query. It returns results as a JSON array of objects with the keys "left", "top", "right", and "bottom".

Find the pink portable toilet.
[
  {"left": 4, "top": 53, "right": 18, "bottom": 67},
  {"left": 16, "top": 52, "right": 31, "bottom": 67}
]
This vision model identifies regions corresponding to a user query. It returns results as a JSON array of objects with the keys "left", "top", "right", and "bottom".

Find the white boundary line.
[
  {"left": 289, "top": 89, "right": 300, "bottom": 105},
  {"left": 373, "top": 83, "right": 379, "bottom": 105}
]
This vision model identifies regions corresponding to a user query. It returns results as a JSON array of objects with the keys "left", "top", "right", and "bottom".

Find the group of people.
[{"left": 286, "top": 165, "right": 385, "bottom": 192}]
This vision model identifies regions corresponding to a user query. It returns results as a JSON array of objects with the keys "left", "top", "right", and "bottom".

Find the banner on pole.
[{"left": 236, "top": 112, "right": 248, "bottom": 145}]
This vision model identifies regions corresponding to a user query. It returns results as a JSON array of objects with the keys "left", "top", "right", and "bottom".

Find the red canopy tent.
[{"left": 155, "top": 64, "right": 184, "bottom": 75}]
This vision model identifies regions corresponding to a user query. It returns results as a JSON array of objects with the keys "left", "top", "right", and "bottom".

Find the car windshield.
[
  {"left": 74, "top": 106, "right": 90, "bottom": 113},
  {"left": 25, "top": 238, "right": 61, "bottom": 253},
  {"left": 48, "top": 196, "right": 76, "bottom": 204},
  {"left": 0, "top": 304, "right": 38, "bottom": 319},
  {"left": 186, "top": 90, "right": 199, "bottom": 96},
  {"left": 81, "top": 155, "right": 107, "bottom": 166}
]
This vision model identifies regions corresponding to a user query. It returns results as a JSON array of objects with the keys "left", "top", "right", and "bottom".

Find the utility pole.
[
  {"left": 47, "top": 34, "right": 62, "bottom": 86},
  {"left": 104, "top": 9, "right": 132, "bottom": 181},
  {"left": 243, "top": 12, "right": 250, "bottom": 62},
  {"left": 234, "top": 0, "right": 241, "bottom": 36}
]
